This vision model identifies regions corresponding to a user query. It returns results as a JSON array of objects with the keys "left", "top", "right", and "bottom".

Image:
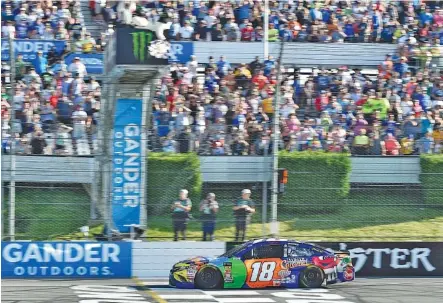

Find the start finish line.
[{"left": 70, "top": 285, "right": 355, "bottom": 303}]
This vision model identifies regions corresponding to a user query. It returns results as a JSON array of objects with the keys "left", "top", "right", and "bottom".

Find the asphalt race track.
[{"left": 2, "top": 277, "right": 442, "bottom": 303}]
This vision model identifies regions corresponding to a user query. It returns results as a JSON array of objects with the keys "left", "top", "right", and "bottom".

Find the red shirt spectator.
[
  {"left": 241, "top": 24, "right": 254, "bottom": 41},
  {"left": 252, "top": 71, "right": 268, "bottom": 90},
  {"left": 315, "top": 91, "right": 330, "bottom": 111}
]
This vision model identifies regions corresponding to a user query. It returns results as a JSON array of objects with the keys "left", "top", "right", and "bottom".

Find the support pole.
[
  {"left": 261, "top": 146, "right": 268, "bottom": 237},
  {"left": 270, "top": 38, "right": 285, "bottom": 237},
  {"left": 264, "top": 0, "right": 269, "bottom": 59},
  {"left": 8, "top": 34, "right": 16, "bottom": 241}
]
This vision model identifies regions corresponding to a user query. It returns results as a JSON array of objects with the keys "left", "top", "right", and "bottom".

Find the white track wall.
[{"left": 132, "top": 242, "right": 226, "bottom": 278}]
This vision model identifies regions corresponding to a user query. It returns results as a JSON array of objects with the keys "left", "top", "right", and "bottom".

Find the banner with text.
[
  {"left": 1, "top": 242, "right": 132, "bottom": 278},
  {"left": 64, "top": 53, "right": 103, "bottom": 74},
  {"left": 226, "top": 242, "right": 443, "bottom": 276},
  {"left": 168, "top": 42, "right": 193, "bottom": 63},
  {"left": 111, "top": 99, "right": 143, "bottom": 233},
  {"left": 1, "top": 39, "right": 66, "bottom": 62}
]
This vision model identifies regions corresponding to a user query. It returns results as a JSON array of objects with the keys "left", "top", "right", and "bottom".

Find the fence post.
[
  {"left": 262, "top": 146, "right": 268, "bottom": 237},
  {"left": 8, "top": 34, "right": 16, "bottom": 241},
  {"left": 270, "top": 38, "right": 285, "bottom": 237}
]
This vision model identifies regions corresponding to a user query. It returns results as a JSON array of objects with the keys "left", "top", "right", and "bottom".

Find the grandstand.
[{"left": 1, "top": 0, "right": 442, "bottom": 242}]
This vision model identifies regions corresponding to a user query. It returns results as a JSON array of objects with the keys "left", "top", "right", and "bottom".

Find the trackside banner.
[
  {"left": 111, "top": 99, "right": 143, "bottom": 233},
  {"left": 226, "top": 242, "right": 443, "bottom": 276},
  {"left": 1, "top": 39, "right": 66, "bottom": 61},
  {"left": 1, "top": 242, "right": 132, "bottom": 278}
]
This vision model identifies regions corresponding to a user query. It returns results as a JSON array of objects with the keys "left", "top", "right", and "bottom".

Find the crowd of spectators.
[
  {"left": 1, "top": 0, "right": 101, "bottom": 155},
  {"left": 92, "top": 0, "right": 443, "bottom": 44},
  {"left": 149, "top": 47, "right": 442, "bottom": 156},
  {"left": 2, "top": 1, "right": 443, "bottom": 157}
]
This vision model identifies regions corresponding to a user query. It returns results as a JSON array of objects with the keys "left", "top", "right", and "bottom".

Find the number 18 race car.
[{"left": 169, "top": 238, "right": 354, "bottom": 289}]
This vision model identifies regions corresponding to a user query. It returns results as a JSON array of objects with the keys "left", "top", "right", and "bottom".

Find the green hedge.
[
  {"left": 278, "top": 151, "right": 351, "bottom": 213},
  {"left": 420, "top": 155, "right": 443, "bottom": 208},
  {"left": 147, "top": 153, "right": 202, "bottom": 215}
]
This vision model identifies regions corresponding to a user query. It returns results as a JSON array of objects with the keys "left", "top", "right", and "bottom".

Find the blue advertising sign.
[
  {"left": 169, "top": 42, "right": 193, "bottom": 63},
  {"left": 65, "top": 53, "right": 104, "bottom": 74},
  {"left": 1, "top": 242, "right": 132, "bottom": 278},
  {"left": 1, "top": 39, "right": 66, "bottom": 62},
  {"left": 111, "top": 99, "right": 143, "bottom": 233}
]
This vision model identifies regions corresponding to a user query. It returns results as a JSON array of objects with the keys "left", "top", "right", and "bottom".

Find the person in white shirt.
[
  {"left": 186, "top": 55, "right": 198, "bottom": 78},
  {"left": 179, "top": 20, "right": 194, "bottom": 40},
  {"left": 15, "top": 8, "right": 29, "bottom": 23},
  {"left": 2, "top": 21, "right": 16, "bottom": 38},
  {"left": 169, "top": 18, "right": 181, "bottom": 39},
  {"left": 120, "top": 3, "right": 133, "bottom": 25},
  {"left": 71, "top": 106, "right": 87, "bottom": 139},
  {"left": 68, "top": 57, "right": 87, "bottom": 78}
]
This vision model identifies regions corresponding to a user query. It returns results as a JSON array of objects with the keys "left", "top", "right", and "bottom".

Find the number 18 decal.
[{"left": 250, "top": 261, "right": 276, "bottom": 282}]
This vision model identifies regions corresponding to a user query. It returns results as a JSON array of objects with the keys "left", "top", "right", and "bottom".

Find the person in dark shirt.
[
  {"left": 199, "top": 193, "right": 219, "bottom": 241},
  {"left": 211, "top": 23, "right": 223, "bottom": 41},
  {"left": 177, "top": 126, "right": 192, "bottom": 153},
  {"left": 233, "top": 189, "right": 255, "bottom": 242},
  {"left": 171, "top": 189, "right": 192, "bottom": 241},
  {"left": 30, "top": 131, "right": 47, "bottom": 155}
]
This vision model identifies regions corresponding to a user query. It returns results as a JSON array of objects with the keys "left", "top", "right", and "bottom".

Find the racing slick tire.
[
  {"left": 299, "top": 266, "right": 324, "bottom": 288},
  {"left": 195, "top": 267, "right": 223, "bottom": 289}
]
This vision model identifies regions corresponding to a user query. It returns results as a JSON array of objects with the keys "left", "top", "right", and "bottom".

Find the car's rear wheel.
[
  {"left": 299, "top": 267, "right": 324, "bottom": 288},
  {"left": 194, "top": 267, "right": 223, "bottom": 289}
]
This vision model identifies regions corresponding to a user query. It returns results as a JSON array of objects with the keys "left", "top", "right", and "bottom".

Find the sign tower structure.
[{"left": 97, "top": 27, "right": 170, "bottom": 237}]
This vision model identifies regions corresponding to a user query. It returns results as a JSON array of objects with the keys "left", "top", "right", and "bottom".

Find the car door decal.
[{"left": 244, "top": 258, "right": 283, "bottom": 288}]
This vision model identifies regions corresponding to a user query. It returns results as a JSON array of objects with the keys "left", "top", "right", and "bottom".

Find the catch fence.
[{"left": 4, "top": 153, "right": 441, "bottom": 241}]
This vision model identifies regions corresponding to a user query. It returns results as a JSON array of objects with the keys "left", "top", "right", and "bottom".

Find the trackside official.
[
  {"left": 199, "top": 193, "right": 219, "bottom": 241},
  {"left": 171, "top": 189, "right": 192, "bottom": 241},
  {"left": 233, "top": 189, "right": 255, "bottom": 242}
]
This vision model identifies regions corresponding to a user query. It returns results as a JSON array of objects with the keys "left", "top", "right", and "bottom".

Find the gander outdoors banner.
[
  {"left": 1, "top": 39, "right": 66, "bottom": 61},
  {"left": 1, "top": 242, "right": 132, "bottom": 278},
  {"left": 111, "top": 99, "right": 143, "bottom": 233}
]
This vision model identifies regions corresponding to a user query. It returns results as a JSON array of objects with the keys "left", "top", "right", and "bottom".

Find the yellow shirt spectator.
[{"left": 262, "top": 97, "right": 274, "bottom": 114}]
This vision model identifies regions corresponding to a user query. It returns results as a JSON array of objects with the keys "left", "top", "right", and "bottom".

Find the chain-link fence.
[
  {"left": 2, "top": 182, "right": 91, "bottom": 240},
  {"left": 1, "top": 153, "right": 442, "bottom": 241},
  {"left": 142, "top": 152, "right": 443, "bottom": 242}
]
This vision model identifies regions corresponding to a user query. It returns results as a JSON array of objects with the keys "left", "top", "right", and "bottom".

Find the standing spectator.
[
  {"left": 171, "top": 189, "right": 192, "bottom": 241},
  {"left": 353, "top": 128, "right": 370, "bottom": 155},
  {"left": 68, "top": 57, "right": 87, "bottom": 78},
  {"left": 71, "top": 105, "right": 87, "bottom": 139},
  {"left": 120, "top": 3, "right": 133, "bottom": 26},
  {"left": 33, "top": 51, "right": 47, "bottom": 75},
  {"left": 233, "top": 189, "right": 255, "bottom": 242},
  {"left": 178, "top": 20, "right": 194, "bottom": 40},
  {"left": 30, "top": 131, "right": 47, "bottom": 155},
  {"left": 199, "top": 193, "right": 219, "bottom": 241}
]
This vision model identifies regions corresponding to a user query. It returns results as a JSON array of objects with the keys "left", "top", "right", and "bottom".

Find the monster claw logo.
[
  {"left": 130, "top": 31, "right": 170, "bottom": 62},
  {"left": 130, "top": 31, "right": 154, "bottom": 62}
]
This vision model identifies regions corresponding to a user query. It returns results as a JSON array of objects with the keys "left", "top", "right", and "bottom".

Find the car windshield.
[{"left": 219, "top": 241, "right": 251, "bottom": 258}]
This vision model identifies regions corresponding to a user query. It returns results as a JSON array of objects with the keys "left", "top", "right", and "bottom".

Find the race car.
[{"left": 169, "top": 238, "right": 354, "bottom": 289}]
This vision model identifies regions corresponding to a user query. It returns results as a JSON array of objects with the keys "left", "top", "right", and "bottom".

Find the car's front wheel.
[
  {"left": 299, "top": 266, "right": 324, "bottom": 288},
  {"left": 194, "top": 267, "right": 223, "bottom": 289}
]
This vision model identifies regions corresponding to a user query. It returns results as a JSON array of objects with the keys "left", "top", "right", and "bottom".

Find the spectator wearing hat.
[
  {"left": 68, "top": 57, "right": 87, "bottom": 78},
  {"left": 171, "top": 189, "right": 192, "bottom": 241},
  {"left": 199, "top": 193, "right": 219, "bottom": 241},
  {"left": 233, "top": 189, "right": 255, "bottom": 242}
]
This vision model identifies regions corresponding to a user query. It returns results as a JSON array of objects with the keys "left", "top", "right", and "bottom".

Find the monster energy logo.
[{"left": 130, "top": 31, "right": 154, "bottom": 62}]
